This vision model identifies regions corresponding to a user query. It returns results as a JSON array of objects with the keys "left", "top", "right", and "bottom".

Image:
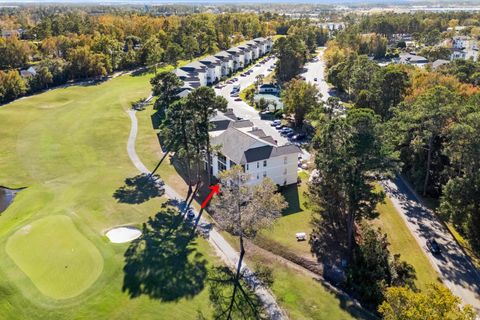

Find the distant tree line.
[{"left": 0, "top": 9, "right": 288, "bottom": 104}]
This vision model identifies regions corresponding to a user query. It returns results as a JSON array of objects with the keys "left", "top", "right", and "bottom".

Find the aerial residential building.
[
  {"left": 174, "top": 37, "right": 273, "bottom": 91},
  {"left": 245, "top": 40, "right": 260, "bottom": 59},
  {"left": 450, "top": 37, "right": 478, "bottom": 62},
  {"left": 179, "top": 61, "right": 209, "bottom": 86},
  {"left": 238, "top": 45, "right": 253, "bottom": 66},
  {"left": 209, "top": 110, "right": 300, "bottom": 186},
  {"left": 396, "top": 52, "right": 428, "bottom": 67},
  {"left": 432, "top": 59, "right": 450, "bottom": 70},
  {"left": 199, "top": 56, "right": 223, "bottom": 84},
  {"left": 452, "top": 36, "right": 470, "bottom": 50},
  {"left": 227, "top": 47, "right": 246, "bottom": 70},
  {"left": 214, "top": 51, "right": 235, "bottom": 76}
]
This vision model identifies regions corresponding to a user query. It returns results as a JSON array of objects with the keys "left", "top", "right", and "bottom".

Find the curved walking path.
[
  {"left": 383, "top": 177, "right": 480, "bottom": 312},
  {"left": 126, "top": 109, "right": 287, "bottom": 320}
]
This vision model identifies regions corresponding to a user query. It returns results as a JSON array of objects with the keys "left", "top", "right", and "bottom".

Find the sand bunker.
[{"left": 106, "top": 227, "right": 142, "bottom": 243}]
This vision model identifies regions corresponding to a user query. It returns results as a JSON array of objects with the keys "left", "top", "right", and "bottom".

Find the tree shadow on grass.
[
  {"left": 113, "top": 173, "right": 165, "bottom": 204},
  {"left": 122, "top": 207, "right": 207, "bottom": 301},
  {"left": 208, "top": 266, "right": 268, "bottom": 320},
  {"left": 279, "top": 183, "right": 302, "bottom": 216}
]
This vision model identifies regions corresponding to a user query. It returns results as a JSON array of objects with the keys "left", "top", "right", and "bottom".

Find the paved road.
[
  {"left": 300, "top": 47, "right": 331, "bottom": 101},
  {"left": 383, "top": 177, "right": 480, "bottom": 312},
  {"left": 126, "top": 109, "right": 287, "bottom": 320},
  {"left": 214, "top": 58, "right": 290, "bottom": 146}
]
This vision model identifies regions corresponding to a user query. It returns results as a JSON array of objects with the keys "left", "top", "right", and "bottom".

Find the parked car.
[
  {"left": 271, "top": 120, "right": 281, "bottom": 126},
  {"left": 314, "top": 77, "right": 318, "bottom": 81},
  {"left": 427, "top": 239, "right": 441, "bottom": 254},
  {"left": 286, "top": 131, "right": 295, "bottom": 138},
  {"left": 291, "top": 134, "right": 305, "bottom": 141},
  {"left": 275, "top": 124, "right": 283, "bottom": 130}
]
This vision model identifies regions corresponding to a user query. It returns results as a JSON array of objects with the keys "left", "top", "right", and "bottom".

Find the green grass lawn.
[
  {"left": 371, "top": 186, "right": 441, "bottom": 290},
  {"left": 259, "top": 171, "right": 312, "bottom": 257},
  {"left": 0, "top": 73, "right": 218, "bottom": 319},
  {"left": 6, "top": 215, "right": 103, "bottom": 300},
  {"left": 259, "top": 172, "right": 439, "bottom": 290},
  {"left": 248, "top": 250, "right": 373, "bottom": 320}
]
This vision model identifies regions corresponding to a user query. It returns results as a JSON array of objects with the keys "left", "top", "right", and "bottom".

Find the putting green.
[{"left": 6, "top": 215, "right": 103, "bottom": 300}]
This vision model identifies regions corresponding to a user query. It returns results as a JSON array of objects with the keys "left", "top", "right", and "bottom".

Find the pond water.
[
  {"left": 254, "top": 93, "right": 284, "bottom": 111},
  {"left": 0, "top": 187, "right": 18, "bottom": 214}
]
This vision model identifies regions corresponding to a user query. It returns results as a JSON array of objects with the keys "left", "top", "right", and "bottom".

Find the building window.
[
  {"left": 257, "top": 162, "right": 259, "bottom": 169},
  {"left": 246, "top": 164, "right": 249, "bottom": 170},
  {"left": 263, "top": 171, "right": 267, "bottom": 177},
  {"left": 218, "top": 154, "right": 227, "bottom": 172},
  {"left": 284, "top": 156, "right": 288, "bottom": 164},
  {"left": 256, "top": 173, "right": 259, "bottom": 180},
  {"left": 263, "top": 160, "right": 267, "bottom": 167},
  {"left": 284, "top": 168, "right": 287, "bottom": 175}
]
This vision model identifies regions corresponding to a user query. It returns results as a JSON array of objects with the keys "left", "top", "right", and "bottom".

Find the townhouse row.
[{"left": 174, "top": 37, "right": 273, "bottom": 93}]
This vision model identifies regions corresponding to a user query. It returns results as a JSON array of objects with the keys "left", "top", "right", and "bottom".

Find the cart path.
[{"left": 126, "top": 109, "right": 287, "bottom": 320}]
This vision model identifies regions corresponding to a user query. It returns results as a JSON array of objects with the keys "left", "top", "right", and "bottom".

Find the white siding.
[{"left": 244, "top": 153, "right": 298, "bottom": 186}]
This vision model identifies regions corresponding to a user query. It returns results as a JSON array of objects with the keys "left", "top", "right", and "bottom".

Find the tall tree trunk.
[
  {"left": 206, "top": 138, "right": 212, "bottom": 185},
  {"left": 346, "top": 210, "right": 355, "bottom": 262},
  {"left": 423, "top": 136, "right": 434, "bottom": 196},
  {"left": 235, "top": 236, "right": 246, "bottom": 283}
]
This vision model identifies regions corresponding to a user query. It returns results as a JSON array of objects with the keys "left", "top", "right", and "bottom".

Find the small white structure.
[
  {"left": 209, "top": 110, "right": 300, "bottom": 186},
  {"left": 296, "top": 232, "right": 307, "bottom": 241},
  {"left": 258, "top": 84, "right": 280, "bottom": 94},
  {"left": 20, "top": 66, "right": 37, "bottom": 79}
]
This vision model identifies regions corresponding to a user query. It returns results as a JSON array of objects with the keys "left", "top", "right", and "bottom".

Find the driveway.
[{"left": 383, "top": 177, "right": 480, "bottom": 312}]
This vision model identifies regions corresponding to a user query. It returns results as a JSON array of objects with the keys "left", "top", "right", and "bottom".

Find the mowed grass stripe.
[{"left": 6, "top": 215, "right": 103, "bottom": 299}]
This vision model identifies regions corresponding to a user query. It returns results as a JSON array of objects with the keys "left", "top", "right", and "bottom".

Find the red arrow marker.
[{"left": 201, "top": 184, "right": 221, "bottom": 208}]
